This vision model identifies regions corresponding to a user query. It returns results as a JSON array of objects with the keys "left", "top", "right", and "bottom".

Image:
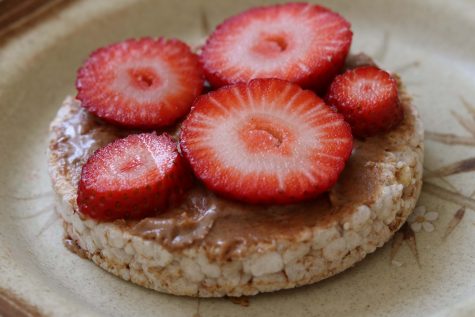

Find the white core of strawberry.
[
  {"left": 138, "top": 134, "right": 175, "bottom": 178},
  {"left": 203, "top": 4, "right": 350, "bottom": 83},
  {"left": 92, "top": 134, "right": 174, "bottom": 190},
  {"left": 347, "top": 73, "right": 392, "bottom": 103},
  {"left": 77, "top": 38, "right": 203, "bottom": 127},
  {"left": 184, "top": 85, "right": 348, "bottom": 191},
  {"left": 110, "top": 60, "right": 179, "bottom": 104},
  {"left": 227, "top": 21, "right": 311, "bottom": 75},
  {"left": 96, "top": 142, "right": 155, "bottom": 189}
]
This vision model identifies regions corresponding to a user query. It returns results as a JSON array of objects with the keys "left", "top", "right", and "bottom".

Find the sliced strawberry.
[
  {"left": 200, "top": 3, "right": 352, "bottom": 89},
  {"left": 77, "top": 133, "right": 192, "bottom": 220},
  {"left": 76, "top": 37, "right": 204, "bottom": 129},
  {"left": 325, "top": 66, "right": 403, "bottom": 138},
  {"left": 180, "top": 78, "right": 353, "bottom": 204}
]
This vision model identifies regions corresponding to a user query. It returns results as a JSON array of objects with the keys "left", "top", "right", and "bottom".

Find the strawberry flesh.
[
  {"left": 326, "top": 66, "right": 403, "bottom": 138},
  {"left": 76, "top": 37, "right": 204, "bottom": 129},
  {"left": 200, "top": 3, "right": 352, "bottom": 89},
  {"left": 77, "top": 133, "right": 192, "bottom": 220},
  {"left": 180, "top": 78, "right": 353, "bottom": 204}
]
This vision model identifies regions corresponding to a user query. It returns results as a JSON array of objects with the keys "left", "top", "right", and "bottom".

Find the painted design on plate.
[
  {"left": 390, "top": 97, "right": 475, "bottom": 266},
  {"left": 407, "top": 206, "right": 438, "bottom": 232},
  {"left": 390, "top": 222, "right": 420, "bottom": 267},
  {"left": 426, "top": 98, "right": 475, "bottom": 147},
  {"left": 423, "top": 97, "right": 475, "bottom": 223}
]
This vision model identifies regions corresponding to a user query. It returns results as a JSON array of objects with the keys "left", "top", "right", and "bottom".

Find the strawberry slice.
[
  {"left": 76, "top": 37, "right": 204, "bottom": 129},
  {"left": 77, "top": 133, "right": 192, "bottom": 220},
  {"left": 200, "top": 3, "right": 352, "bottom": 89},
  {"left": 325, "top": 66, "right": 403, "bottom": 138},
  {"left": 180, "top": 79, "right": 353, "bottom": 204}
]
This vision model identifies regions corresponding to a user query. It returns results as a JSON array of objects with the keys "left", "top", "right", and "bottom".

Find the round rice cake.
[{"left": 47, "top": 55, "right": 424, "bottom": 297}]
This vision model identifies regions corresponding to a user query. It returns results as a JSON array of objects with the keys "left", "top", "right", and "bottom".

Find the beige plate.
[{"left": 1, "top": 0, "right": 475, "bottom": 316}]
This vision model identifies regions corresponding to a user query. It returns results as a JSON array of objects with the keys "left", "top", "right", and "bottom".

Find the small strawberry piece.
[
  {"left": 76, "top": 37, "right": 204, "bottom": 129},
  {"left": 200, "top": 3, "right": 352, "bottom": 89},
  {"left": 326, "top": 66, "right": 403, "bottom": 138},
  {"left": 77, "top": 133, "right": 192, "bottom": 221},
  {"left": 180, "top": 79, "right": 353, "bottom": 204}
]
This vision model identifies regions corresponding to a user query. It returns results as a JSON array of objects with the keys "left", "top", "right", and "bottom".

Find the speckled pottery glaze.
[{"left": 0, "top": 0, "right": 474, "bottom": 316}]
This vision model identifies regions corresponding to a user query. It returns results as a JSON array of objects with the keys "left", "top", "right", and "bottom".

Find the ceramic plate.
[{"left": 1, "top": 0, "right": 475, "bottom": 316}]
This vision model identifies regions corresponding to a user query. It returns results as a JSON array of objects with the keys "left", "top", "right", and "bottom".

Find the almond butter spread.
[{"left": 49, "top": 86, "right": 415, "bottom": 261}]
